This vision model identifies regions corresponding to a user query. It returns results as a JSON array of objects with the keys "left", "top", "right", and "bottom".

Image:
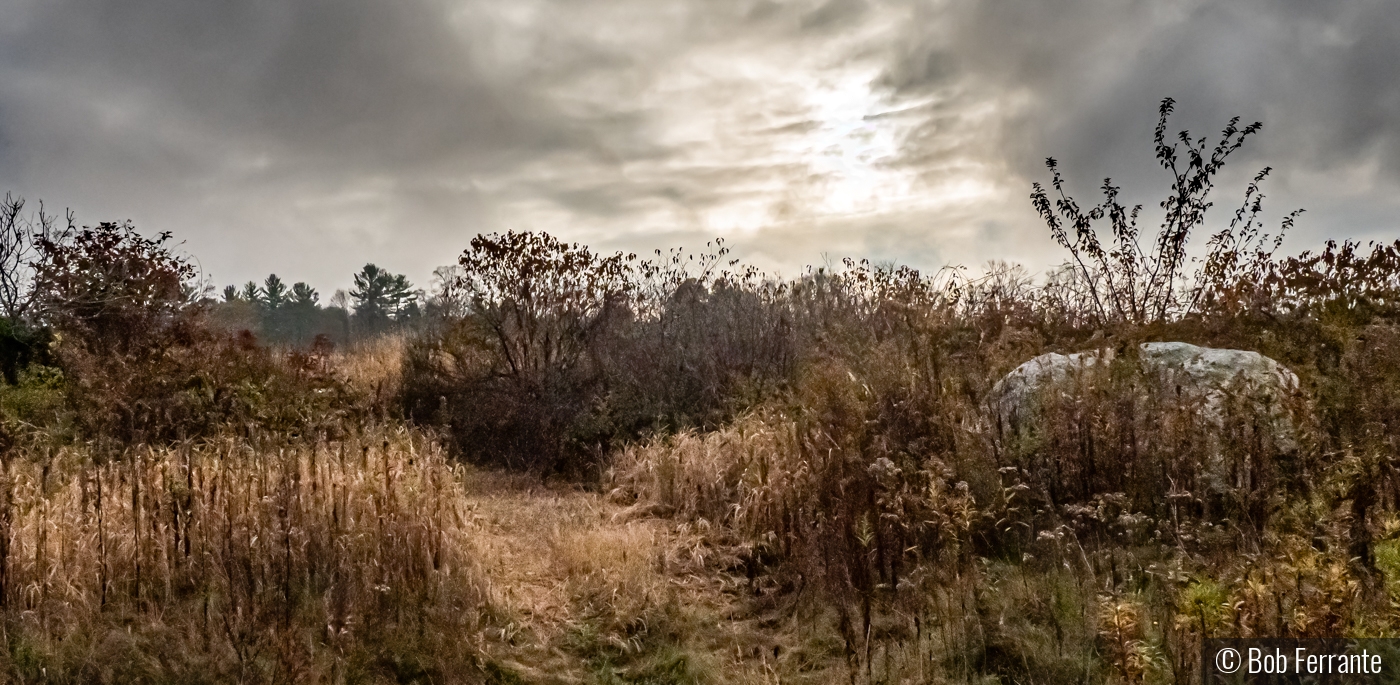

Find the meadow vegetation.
[{"left": 0, "top": 99, "right": 1395, "bottom": 683}]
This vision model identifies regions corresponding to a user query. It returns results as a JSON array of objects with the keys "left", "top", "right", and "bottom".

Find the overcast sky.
[{"left": 1, "top": 0, "right": 1396, "bottom": 296}]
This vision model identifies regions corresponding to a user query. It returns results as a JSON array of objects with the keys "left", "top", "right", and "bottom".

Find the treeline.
[{"left": 210, "top": 263, "right": 423, "bottom": 346}]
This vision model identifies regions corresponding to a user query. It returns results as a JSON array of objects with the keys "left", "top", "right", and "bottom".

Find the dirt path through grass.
[{"left": 459, "top": 469, "right": 834, "bottom": 684}]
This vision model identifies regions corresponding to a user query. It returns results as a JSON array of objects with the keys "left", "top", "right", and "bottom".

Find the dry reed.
[
  {"left": 0, "top": 426, "right": 487, "bottom": 683},
  {"left": 338, "top": 334, "right": 408, "bottom": 410}
]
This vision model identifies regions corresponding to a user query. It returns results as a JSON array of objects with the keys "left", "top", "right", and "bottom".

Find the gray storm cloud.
[{"left": 0, "top": 0, "right": 1395, "bottom": 293}]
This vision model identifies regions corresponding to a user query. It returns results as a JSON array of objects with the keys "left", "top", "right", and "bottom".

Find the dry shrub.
[
  {"left": 57, "top": 326, "right": 360, "bottom": 446},
  {"left": 404, "top": 234, "right": 794, "bottom": 475},
  {"left": 1096, "top": 594, "right": 1167, "bottom": 684},
  {"left": 608, "top": 282, "right": 1400, "bottom": 683},
  {"left": 0, "top": 427, "right": 489, "bottom": 683},
  {"left": 17, "top": 220, "right": 372, "bottom": 446},
  {"left": 403, "top": 231, "right": 637, "bottom": 472}
]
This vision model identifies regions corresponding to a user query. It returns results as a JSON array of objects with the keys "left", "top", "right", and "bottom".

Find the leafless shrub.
[{"left": 1031, "top": 97, "right": 1301, "bottom": 327}]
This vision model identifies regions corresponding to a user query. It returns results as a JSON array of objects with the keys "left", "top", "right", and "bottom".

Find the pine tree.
[
  {"left": 290, "top": 282, "right": 318, "bottom": 307},
  {"left": 263, "top": 274, "right": 288, "bottom": 311},
  {"left": 350, "top": 264, "right": 416, "bottom": 336},
  {"left": 285, "top": 282, "right": 320, "bottom": 345},
  {"left": 241, "top": 281, "right": 262, "bottom": 305}
]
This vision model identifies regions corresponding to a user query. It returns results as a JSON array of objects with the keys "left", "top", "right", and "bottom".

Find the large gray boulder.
[
  {"left": 990, "top": 342, "right": 1304, "bottom": 516},
  {"left": 991, "top": 338, "right": 1304, "bottom": 521},
  {"left": 994, "top": 342, "right": 1300, "bottom": 448}
]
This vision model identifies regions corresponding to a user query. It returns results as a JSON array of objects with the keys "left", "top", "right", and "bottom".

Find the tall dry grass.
[
  {"left": 610, "top": 411, "right": 803, "bottom": 542},
  {"left": 0, "top": 426, "right": 488, "bottom": 683},
  {"left": 339, "top": 334, "right": 408, "bottom": 412}
]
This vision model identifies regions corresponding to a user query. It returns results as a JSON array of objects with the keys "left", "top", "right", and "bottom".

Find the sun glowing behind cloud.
[{"left": 476, "top": 0, "right": 1024, "bottom": 262}]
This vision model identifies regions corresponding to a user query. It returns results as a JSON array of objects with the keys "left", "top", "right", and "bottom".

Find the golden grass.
[
  {"left": 0, "top": 426, "right": 488, "bottom": 682},
  {"left": 337, "top": 333, "right": 408, "bottom": 406},
  {"left": 609, "top": 410, "right": 805, "bottom": 543}
]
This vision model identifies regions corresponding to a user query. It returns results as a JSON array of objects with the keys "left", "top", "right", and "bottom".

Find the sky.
[{"left": 0, "top": 0, "right": 1397, "bottom": 297}]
